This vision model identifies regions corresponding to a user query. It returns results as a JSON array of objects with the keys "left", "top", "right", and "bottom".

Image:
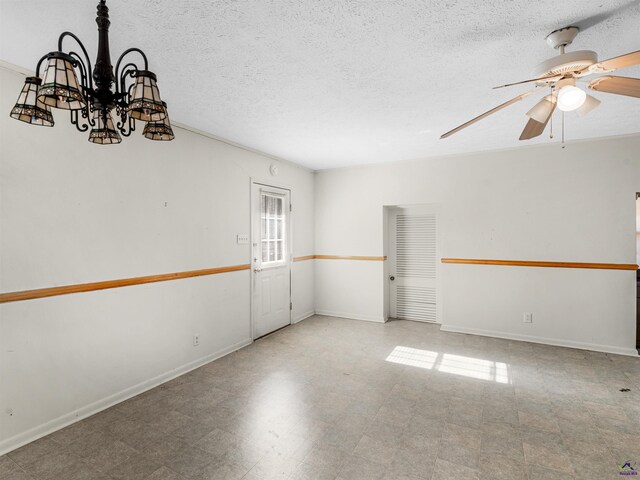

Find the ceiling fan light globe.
[
  {"left": 575, "top": 94, "right": 601, "bottom": 118},
  {"left": 526, "top": 96, "right": 556, "bottom": 123},
  {"left": 557, "top": 85, "right": 586, "bottom": 111}
]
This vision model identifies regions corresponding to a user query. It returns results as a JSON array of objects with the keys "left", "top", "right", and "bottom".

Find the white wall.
[
  {"left": 1, "top": 57, "right": 638, "bottom": 457},
  {"left": 315, "top": 135, "right": 640, "bottom": 356},
  {"left": 636, "top": 197, "right": 640, "bottom": 266},
  {"left": 0, "top": 66, "right": 315, "bottom": 454}
]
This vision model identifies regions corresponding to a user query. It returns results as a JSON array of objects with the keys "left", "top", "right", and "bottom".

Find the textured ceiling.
[{"left": 1, "top": 0, "right": 639, "bottom": 169}]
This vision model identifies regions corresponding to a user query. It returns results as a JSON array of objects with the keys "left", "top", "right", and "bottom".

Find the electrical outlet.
[
  {"left": 523, "top": 313, "right": 533, "bottom": 323},
  {"left": 193, "top": 334, "right": 200, "bottom": 346},
  {"left": 237, "top": 234, "right": 249, "bottom": 245}
]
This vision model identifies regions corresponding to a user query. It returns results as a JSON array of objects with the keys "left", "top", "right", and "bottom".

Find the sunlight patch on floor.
[
  {"left": 385, "top": 346, "right": 511, "bottom": 384},
  {"left": 438, "top": 353, "right": 510, "bottom": 384},
  {"left": 385, "top": 346, "right": 438, "bottom": 369}
]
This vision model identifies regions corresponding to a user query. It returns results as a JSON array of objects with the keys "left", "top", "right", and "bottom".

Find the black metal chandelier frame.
[{"left": 9, "top": 0, "right": 174, "bottom": 144}]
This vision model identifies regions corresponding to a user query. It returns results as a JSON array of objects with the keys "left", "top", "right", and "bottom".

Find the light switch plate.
[{"left": 237, "top": 234, "right": 249, "bottom": 244}]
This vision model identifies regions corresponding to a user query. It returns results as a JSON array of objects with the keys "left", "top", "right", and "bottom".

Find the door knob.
[
  {"left": 254, "top": 267, "right": 262, "bottom": 273},
  {"left": 389, "top": 276, "right": 395, "bottom": 281}
]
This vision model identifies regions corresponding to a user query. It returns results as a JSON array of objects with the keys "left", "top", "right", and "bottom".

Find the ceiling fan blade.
[
  {"left": 441, "top": 91, "right": 536, "bottom": 139},
  {"left": 520, "top": 101, "right": 556, "bottom": 141},
  {"left": 590, "top": 50, "right": 640, "bottom": 73},
  {"left": 492, "top": 74, "right": 562, "bottom": 90},
  {"left": 588, "top": 75, "right": 640, "bottom": 98},
  {"left": 519, "top": 119, "right": 546, "bottom": 141}
]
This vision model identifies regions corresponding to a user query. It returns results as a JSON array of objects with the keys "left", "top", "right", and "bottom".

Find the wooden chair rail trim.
[
  {"left": 441, "top": 258, "right": 638, "bottom": 271},
  {"left": 1, "top": 254, "right": 390, "bottom": 304},
  {"left": 0, "top": 264, "right": 251, "bottom": 304},
  {"left": 315, "top": 255, "right": 387, "bottom": 261},
  {"left": 293, "top": 255, "right": 315, "bottom": 262},
  {"left": 293, "top": 255, "right": 387, "bottom": 262}
]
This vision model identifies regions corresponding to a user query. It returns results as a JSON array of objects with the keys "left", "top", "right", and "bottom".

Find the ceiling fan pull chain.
[
  {"left": 561, "top": 111, "right": 565, "bottom": 148},
  {"left": 549, "top": 87, "right": 554, "bottom": 139}
]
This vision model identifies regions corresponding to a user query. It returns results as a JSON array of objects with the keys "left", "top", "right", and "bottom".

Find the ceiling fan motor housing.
[{"left": 533, "top": 50, "right": 598, "bottom": 79}]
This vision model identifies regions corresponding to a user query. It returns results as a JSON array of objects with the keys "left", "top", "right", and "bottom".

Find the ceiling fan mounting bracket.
[{"left": 545, "top": 26, "right": 579, "bottom": 50}]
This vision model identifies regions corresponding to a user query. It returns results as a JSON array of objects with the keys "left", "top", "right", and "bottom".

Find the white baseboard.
[
  {"left": 315, "top": 310, "right": 386, "bottom": 323},
  {"left": 0, "top": 338, "right": 253, "bottom": 456},
  {"left": 439, "top": 324, "right": 639, "bottom": 357},
  {"left": 293, "top": 311, "right": 315, "bottom": 324}
]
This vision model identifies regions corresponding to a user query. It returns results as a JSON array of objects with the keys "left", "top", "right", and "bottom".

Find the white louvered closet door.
[{"left": 389, "top": 207, "right": 438, "bottom": 323}]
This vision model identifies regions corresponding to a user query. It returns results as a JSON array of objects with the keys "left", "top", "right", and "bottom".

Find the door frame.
[
  {"left": 386, "top": 204, "right": 443, "bottom": 324},
  {"left": 250, "top": 178, "right": 293, "bottom": 340},
  {"left": 634, "top": 192, "right": 640, "bottom": 353}
]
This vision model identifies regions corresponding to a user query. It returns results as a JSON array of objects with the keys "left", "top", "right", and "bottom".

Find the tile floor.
[{"left": 2, "top": 315, "right": 640, "bottom": 480}]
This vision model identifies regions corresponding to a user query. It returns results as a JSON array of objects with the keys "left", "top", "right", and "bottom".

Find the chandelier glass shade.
[
  {"left": 129, "top": 71, "right": 166, "bottom": 121},
  {"left": 89, "top": 109, "right": 122, "bottom": 144},
  {"left": 8, "top": 0, "right": 173, "bottom": 144},
  {"left": 10, "top": 77, "right": 54, "bottom": 127},
  {"left": 143, "top": 102, "right": 175, "bottom": 141},
  {"left": 38, "top": 53, "right": 86, "bottom": 110}
]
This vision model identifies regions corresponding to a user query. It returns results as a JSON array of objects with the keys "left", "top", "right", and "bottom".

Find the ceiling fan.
[{"left": 440, "top": 26, "right": 639, "bottom": 141}]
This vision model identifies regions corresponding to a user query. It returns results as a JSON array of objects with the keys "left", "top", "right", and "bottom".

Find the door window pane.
[
  {"left": 268, "top": 219, "right": 276, "bottom": 240},
  {"left": 260, "top": 193, "right": 286, "bottom": 264}
]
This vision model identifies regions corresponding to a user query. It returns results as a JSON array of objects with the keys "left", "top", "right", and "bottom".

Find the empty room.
[{"left": 1, "top": 1, "right": 639, "bottom": 479}]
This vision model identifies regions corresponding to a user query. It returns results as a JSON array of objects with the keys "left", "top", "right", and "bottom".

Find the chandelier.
[{"left": 9, "top": 0, "right": 174, "bottom": 144}]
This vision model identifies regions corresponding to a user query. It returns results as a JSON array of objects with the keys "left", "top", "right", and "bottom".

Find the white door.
[
  {"left": 389, "top": 206, "right": 440, "bottom": 323},
  {"left": 251, "top": 183, "right": 291, "bottom": 338}
]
